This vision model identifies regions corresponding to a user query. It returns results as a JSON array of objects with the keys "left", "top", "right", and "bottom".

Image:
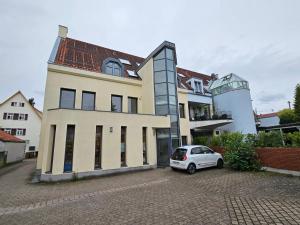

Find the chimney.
[
  {"left": 211, "top": 73, "right": 219, "bottom": 81},
  {"left": 58, "top": 25, "right": 68, "bottom": 38}
]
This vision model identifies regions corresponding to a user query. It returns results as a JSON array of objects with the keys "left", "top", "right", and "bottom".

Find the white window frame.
[
  {"left": 4, "top": 128, "right": 11, "bottom": 134},
  {"left": 7, "top": 113, "right": 14, "bottom": 120},
  {"left": 19, "top": 114, "right": 25, "bottom": 120},
  {"left": 119, "top": 58, "right": 131, "bottom": 65},
  {"left": 16, "top": 129, "right": 24, "bottom": 136}
]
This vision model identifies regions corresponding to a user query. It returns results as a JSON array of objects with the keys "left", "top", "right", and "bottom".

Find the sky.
[{"left": 0, "top": 0, "right": 299, "bottom": 113}]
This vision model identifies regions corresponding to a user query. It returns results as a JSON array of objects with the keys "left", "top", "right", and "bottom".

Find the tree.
[
  {"left": 28, "top": 98, "right": 35, "bottom": 107},
  {"left": 278, "top": 108, "right": 296, "bottom": 124},
  {"left": 294, "top": 83, "right": 300, "bottom": 122}
]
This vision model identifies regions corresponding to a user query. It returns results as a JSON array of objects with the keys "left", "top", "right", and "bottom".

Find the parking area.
[{"left": 0, "top": 159, "right": 300, "bottom": 225}]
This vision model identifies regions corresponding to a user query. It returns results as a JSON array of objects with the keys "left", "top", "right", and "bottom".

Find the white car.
[{"left": 170, "top": 145, "right": 224, "bottom": 174}]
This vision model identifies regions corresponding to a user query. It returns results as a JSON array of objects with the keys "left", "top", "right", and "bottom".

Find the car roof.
[{"left": 179, "top": 145, "right": 208, "bottom": 150}]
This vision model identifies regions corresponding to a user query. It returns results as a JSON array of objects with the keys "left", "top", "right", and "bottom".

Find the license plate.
[{"left": 173, "top": 161, "right": 179, "bottom": 165}]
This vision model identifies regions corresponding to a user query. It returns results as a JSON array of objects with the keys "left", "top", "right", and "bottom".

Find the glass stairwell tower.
[{"left": 153, "top": 44, "right": 181, "bottom": 167}]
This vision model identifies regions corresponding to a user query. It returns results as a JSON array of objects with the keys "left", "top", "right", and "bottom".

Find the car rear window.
[{"left": 171, "top": 148, "right": 187, "bottom": 161}]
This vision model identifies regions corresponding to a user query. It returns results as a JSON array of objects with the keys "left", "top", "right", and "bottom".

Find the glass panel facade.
[
  {"left": 153, "top": 47, "right": 181, "bottom": 156},
  {"left": 82, "top": 91, "right": 95, "bottom": 110}
]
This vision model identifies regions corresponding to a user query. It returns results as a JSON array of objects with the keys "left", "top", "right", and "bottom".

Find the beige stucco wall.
[
  {"left": 37, "top": 58, "right": 192, "bottom": 175},
  {"left": 178, "top": 89, "right": 191, "bottom": 145},
  {"left": 37, "top": 64, "right": 171, "bottom": 174},
  {"left": 138, "top": 58, "right": 155, "bottom": 115},
  {"left": 41, "top": 109, "right": 169, "bottom": 175}
]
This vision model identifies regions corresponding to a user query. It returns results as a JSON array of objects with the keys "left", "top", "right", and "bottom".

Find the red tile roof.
[
  {"left": 54, "top": 38, "right": 212, "bottom": 87},
  {"left": 257, "top": 112, "right": 278, "bottom": 119},
  {"left": 0, "top": 130, "right": 25, "bottom": 143}
]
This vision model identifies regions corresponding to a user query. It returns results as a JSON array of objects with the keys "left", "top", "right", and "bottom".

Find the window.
[
  {"left": 181, "top": 136, "right": 187, "bottom": 145},
  {"left": 13, "top": 113, "right": 19, "bottom": 120},
  {"left": 49, "top": 125, "right": 56, "bottom": 173},
  {"left": 111, "top": 95, "right": 122, "bottom": 112},
  {"left": 95, "top": 126, "right": 103, "bottom": 169},
  {"left": 11, "top": 128, "right": 17, "bottom": 135},
  {"left": 143, "top": 127, "right": 147, "bottom": 164},
  {"left": 194, "top": 81, "right": 203, "bottom": 94},
  {"left": 60, "top": 88, "right": 76, "bottom": 109},
  {"left": 3, "top": 113, "right": 7, "bottom": 120},
  {"left": 128, "top": 97, "right": 138, "bottom": 114},
  {"left": 19, "top": 114, "right": 26, "bottom": 120},
  {"left": 10, "top": 102, "right": 24, "bottom": 107},
  {"left": 121, "top": 126, "right": 127, "bottom": 167},
  {"left": 191, "top": 147, "right": 201, "bottom": 154},
  {"left": 29, "top": 146, "right": 36, "bottom": 151},
  {"left": 81, "top": 91, "right": 95, "bottom": 110},
  {"left": 7, "top": 113, "right": 14, "bottom": 120},
  {"left": 119, "top": 58, "right": 131, "bottom": 65},
  {"left": 4, "top": 128, "right": 11, "bottom": 134},
  {"left": 16, "top": 129, "right": 26, "bottom": 136},
  {"left": 64, "top": 125, "right": 75, "bottom": 172},
  {"left": 105, "top": 61, "right": 122, "bottom": 76},
  {"left": 179, "top": 103, "right": 185, "bottom": 118},
  {"left": 127, "top": 70, "right": 137, "bottom": 77},
  {"left": 201, "top": 146, "right": 214, "bottom": 154}
]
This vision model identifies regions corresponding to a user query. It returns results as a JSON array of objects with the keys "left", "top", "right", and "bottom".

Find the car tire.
[
  {"left": 217, "top": 159, "right": 224, "bottom": 169},
  {"left": 171, "top": 167, "right": 177, "bottom": 171},
  {"left": 187, "top": 163, "right": 196, "bottom": 174}
]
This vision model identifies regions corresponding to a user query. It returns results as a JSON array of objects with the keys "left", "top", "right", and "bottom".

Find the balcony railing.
[{"left": 190, "top": 111, "right": 232, "bottom": 121}]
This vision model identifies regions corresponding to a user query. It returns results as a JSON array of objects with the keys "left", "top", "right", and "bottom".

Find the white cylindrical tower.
[{"left": 209, "top": 73, "right": 257, "bottom": 134}]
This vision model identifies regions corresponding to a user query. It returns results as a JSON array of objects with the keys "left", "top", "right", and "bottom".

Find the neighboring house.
[
  {"left": 36, "top": 26, "right": 255, "bottom": 181},
  {"left": 0, "top": 130, "right": 25, "bottom": 166},
  {"left": 257, "top": 112, "right": 280, "bottom": 127},
  {"left": 0, "top": 91, "right": 42, "bottom": 158}
]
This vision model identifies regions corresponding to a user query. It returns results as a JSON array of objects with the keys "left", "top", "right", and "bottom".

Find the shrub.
[
  {"left": 224, "top": 142, "right": 261, "bottom": 171},
  {"left": 256, "top": 131, "right": 284, "bottom": 147},
  {"left": 285, "top": 132, "right": 300, "bottom": 147},
  {"left": 211, "top": 135, "right": 222, "bottom": 146},
  {"left": 222, "top": 132, "right": 244, "bottom": 152},
  {"left": 193, "top": 136, "right": 209, "bottom": 146}
]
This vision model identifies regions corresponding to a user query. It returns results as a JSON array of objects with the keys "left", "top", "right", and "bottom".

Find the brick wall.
[
  {"left": 211, "top": 146, "right": 300, "bottom": 172},
  {"left": 256, "top": 148, "right": 300, "bottom": 172}
]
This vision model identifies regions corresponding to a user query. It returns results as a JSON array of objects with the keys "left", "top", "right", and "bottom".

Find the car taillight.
[{"left": 183, "top": 154, "right": 188, "bottom": 161}]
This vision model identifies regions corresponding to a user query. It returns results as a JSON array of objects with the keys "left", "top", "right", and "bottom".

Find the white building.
[
  {"left": 0, "top": 130, "right": 25, "bottom": 165},
  {"left": 257, "top": 112, "right": 280, "bottom": 127},
  {"left": 209, "top": 73, "right": 257, "bottom": 134},
  {"left": 0, "top": 91, "right": 42, "bottom": 157}
]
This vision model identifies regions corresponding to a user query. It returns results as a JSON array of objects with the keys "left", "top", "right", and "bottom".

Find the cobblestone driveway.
[{"left": 0, "top": 159, "right": 299, "bottom": 225}]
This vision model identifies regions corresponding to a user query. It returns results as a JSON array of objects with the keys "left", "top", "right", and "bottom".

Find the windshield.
[{"left": 171, "top": 148, "right": 187, "bottom": 161}]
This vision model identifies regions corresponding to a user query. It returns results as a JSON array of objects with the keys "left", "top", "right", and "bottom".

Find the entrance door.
[{"left": 156, "top": 129, "right": 170, "bottom": 167}]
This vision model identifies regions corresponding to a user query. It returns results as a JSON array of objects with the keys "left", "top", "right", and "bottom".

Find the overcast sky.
[{"left": 0, "top": 0, "right": 299, "bottom": 113}]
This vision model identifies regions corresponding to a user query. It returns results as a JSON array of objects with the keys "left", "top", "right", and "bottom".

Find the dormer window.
[
  {"left": 194, "top": 81, "right": 203, "bottom": 94},
  {"left": 105, "top": 61, "right": 121, "bottom": 76},
  {"left": 102, "top": 58, "right": 124, "bottom": 77},
  {"left": 187, "top": 78, "right": 204, "bottom": 94}
]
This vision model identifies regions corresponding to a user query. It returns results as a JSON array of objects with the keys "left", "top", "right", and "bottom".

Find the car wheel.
[
  {"left": 187, "top": 163, "right": 196, "bottom": 174},
  {"left": 217, "top": 159, "right": 224, "bottom": 169},
  {"left": 171, "top": 167, "right": 177, "bottom": 171}
]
